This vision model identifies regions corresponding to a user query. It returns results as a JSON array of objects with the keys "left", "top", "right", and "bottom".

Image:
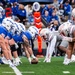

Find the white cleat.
[
  {"left": 46, "top": 59, "right": 51, "bottom": 63},
  {"left": 70, "top": 55, "right": 75, "bottom": 62},
  {"left": 43, "top": 58, "right": 48, "bottom": 62},
  {"left": 63, "top": 58, "right": 71, "bottom": 65},
  {"left": 13, "top": 58, "right": 22, "bottom": 66},
  {"left": 9, "top": 63, "right": 15, "bottom": 67},
  {"left": 1, "top": 57, "right": 8, "bottom": 64},
  {"left": 8, "top": 60, "right": 15, "bottom": 67},
  {"left": 14, "top": 62, "right": 20, "bottom": 66},
  {"left": 43, "top": 58, "right": 51, "bottom": 63},
  {"left": 43, "top": 59, "right": 47, "bottom": 62}
]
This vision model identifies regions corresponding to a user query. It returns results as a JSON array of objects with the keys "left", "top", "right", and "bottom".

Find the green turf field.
[{"left": 0, "top": 56, "right": 75, "bottom": 75}]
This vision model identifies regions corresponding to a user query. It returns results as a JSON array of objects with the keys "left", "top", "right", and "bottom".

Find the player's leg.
[
  {"left": 5, "top": 39, "right": 12, "bottom": 60},
  {"left": 9, "top": 39, "right": 21, "bottom": 66},
  {"left": 63, "top": 42, "right": 73, "bottom": 65},
  {"left": 47, "top": 36, "right": 57, "bottom": 62},
  {"left": 43, "top": 42, "right": 50, "bottom": 62},
  {"left": 71, "top": 43, "right": 75, "bottom": 62},
  {"left": 58, "top": 40, "right": 68, "bottom": 52},
  {"left": 0, "top": 35, "right": 14, "bottom": 67}
]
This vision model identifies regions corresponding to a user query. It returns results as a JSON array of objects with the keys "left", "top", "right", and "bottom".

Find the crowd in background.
[
  {"left": 0, "top": 0, "right": 75, "bottom": 56},
  {"left": 0, "top": 0, "right": 75, "bottom": 26}
]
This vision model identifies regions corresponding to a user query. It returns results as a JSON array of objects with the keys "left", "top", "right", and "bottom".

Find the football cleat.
[
  {"left": 63, "top": 58, "right": 71, "bottom": 65},
  {"left": 70, "top": 55, "right": 75, "bottom": 62}
]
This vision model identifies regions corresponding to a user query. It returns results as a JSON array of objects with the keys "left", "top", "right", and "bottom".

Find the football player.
[
  {"left": 0, "top": 17, "right": 15, "bottom": 67},
  {"left": 58, "top": 8, "right": 75, "bottom": 65},
  {"left": 40, "top": 28, "right": 57, "bottom": 62}
]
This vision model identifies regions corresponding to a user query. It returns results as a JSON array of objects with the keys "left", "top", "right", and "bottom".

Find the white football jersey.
[{"left": 58, "top": 20, "right": 72, "bottom": 36}]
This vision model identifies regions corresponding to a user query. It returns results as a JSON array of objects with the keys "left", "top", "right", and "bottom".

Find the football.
[{"left": 31, "top": 58, "right": 38, "bottom": 64}]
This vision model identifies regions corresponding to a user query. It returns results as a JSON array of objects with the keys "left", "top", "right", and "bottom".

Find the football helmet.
[
  {"left": 18, "top": 23, "right": 26, "bottom": 32},
  {"left": 2, "top": 18, "right": 14, "bottom": 31},
  {"left": 40, "top": 28, "right": 50, "bottom": 40},
  {"left": 28, "top": 26, "right": 39, "bottom": 38}
]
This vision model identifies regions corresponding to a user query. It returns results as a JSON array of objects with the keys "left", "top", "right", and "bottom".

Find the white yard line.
[
  {"left": 11, "top": 66, "right": 22, "bottom": 75},
  {"left": 21, "top": 71, "right": 35, "bottom": 73},
  {"left": 2, "top": 72, "right": 14, "bottom": 74},
  {"left": 2, "top": 71, "right": 35, "bottom": 74},
  {"left": 2, "top": 67, "right": 22, "bottom": 75}
]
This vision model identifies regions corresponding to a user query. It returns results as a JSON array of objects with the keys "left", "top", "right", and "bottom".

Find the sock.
[
  {"left": 7, "top": 60, "right": 12, "bottom": 65},
  {"left": 28, "top": 57, "right": 31, "bottom": 63},
  {"left": 31, "top": 54, "right": 36, "bottom": 59}
]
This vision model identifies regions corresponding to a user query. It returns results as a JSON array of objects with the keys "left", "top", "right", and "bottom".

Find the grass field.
[{"left": 0, "top": 56, "right": 75, "bottom": 75}]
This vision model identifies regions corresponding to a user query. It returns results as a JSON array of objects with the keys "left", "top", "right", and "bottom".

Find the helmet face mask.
[
  {"left": 40, "top": 28, "right": 49, "bottom": 41},
  {"left": 28, "top": 26, "right": 39, "bottom": 39},
  {"left": 42, "top": 33, "right": 49, "bottom": 41},
  {"left": 2, "top": 21, "right": 12, "bottom": 31}
]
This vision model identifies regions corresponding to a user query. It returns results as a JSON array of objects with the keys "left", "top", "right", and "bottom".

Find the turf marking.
[
  {"left": 2, "top": 71, "right": 35, "bottom": 74},
  {"left": 63, "top": 71, "right": 70, "bottom": 74},
  {"left": 11, "top": 66, "right": 22, "bottom": 75},
  {"left": 2, "top": 72, "right": 14, "bottom": 74},
  {"left": 21, "top": 71, "right": 35, "bottom": 73}
]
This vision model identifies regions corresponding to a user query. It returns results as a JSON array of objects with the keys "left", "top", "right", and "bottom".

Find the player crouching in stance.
[
  {"left": 7, "top": 25, "right": 39, "bottom": 65},
  {"left": 40, "top": 28, "right": 57, "bottom": 63},
  {"left": 58, "top": 8, "right": 75, "bottom": 65},
  {"left": 0, "top": 17, "right": 15, "bottom": 67}
]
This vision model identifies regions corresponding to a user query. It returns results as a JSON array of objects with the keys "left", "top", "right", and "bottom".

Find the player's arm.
[{"left": 63, "top": 31, "right": 75, "bottom": 42}]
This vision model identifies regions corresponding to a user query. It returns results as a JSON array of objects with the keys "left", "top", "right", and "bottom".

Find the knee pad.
[
  {"left": 10, "top": 45, "right": 17, "bottom": 52},
  {"left": 0, "top": 48, "right": 3, "bottom": 54}
]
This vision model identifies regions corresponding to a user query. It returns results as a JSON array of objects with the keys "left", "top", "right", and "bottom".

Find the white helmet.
[
  {"left": 72, "top": 8, "right": 75, "bottom": 18},
  {"left": 0, "top": 6, "right": 3, "bottom": 13},
  {"left": 28, "top": 26, "right": 39, "bottom": 38},
  {"left": 11, "top": 22, "right": 22, "bottom": 35},
  {"left": 40, "top": 28, "right": 50, "bottom": 39},
  {"left": 58, "top": 21, "right": 72, "bottom": 36},
  {"left": 14, "top": 22, "right": 26, "bottom": 34},
  {"left": 2, "top": 18, "right": 14, "bottom": 31},
  {"left": 18, "top": 23, "right": 26, "bottom": 32}
]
